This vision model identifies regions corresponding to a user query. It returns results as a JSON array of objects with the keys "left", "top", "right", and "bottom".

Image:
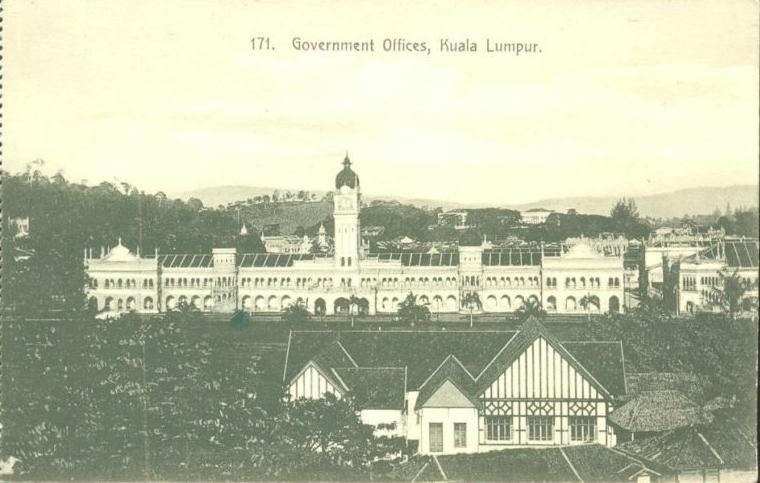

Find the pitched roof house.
[
  {"left": 283, "top": 318, "right": 627, "bottom": 454},
  {"left": 616, "top": 412, "right": 758, "bottom": 483}
]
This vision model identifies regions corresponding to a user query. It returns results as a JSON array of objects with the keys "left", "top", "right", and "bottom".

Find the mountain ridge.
[{"left": 174, "top": 184, "right": 759, "bottom": 219}]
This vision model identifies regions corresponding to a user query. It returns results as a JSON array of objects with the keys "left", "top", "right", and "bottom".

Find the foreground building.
[
  {"left": 283, "top": 318, "right": 626, "bottom": 454},
  {"left": 85, "top": 156, "right": 625, "bottom": 315}
]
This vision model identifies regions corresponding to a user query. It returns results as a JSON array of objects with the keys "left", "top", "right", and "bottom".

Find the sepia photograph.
[{"left": 2, "top": 0, "right": 758, "bottom": 481}]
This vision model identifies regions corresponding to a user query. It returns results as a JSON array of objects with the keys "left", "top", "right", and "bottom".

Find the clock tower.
[{"left": 333, "top": 154, "right": 361, "bottom": 269}]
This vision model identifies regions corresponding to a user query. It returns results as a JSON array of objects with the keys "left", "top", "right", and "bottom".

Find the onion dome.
[
  {"left": 335, "top": 153, "right": 360, "bottom": 189},
  {"left": 458, "top": 229, "right": 483, "bottom": 247}
]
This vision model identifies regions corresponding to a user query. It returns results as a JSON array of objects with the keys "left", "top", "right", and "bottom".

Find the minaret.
[{"left": 333, "top": 154, "right": 361, "bottom": 269}]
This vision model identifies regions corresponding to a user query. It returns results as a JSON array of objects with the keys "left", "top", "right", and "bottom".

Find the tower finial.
[{"left": 343, "top": 152, "right": 351, "bottom": 167}]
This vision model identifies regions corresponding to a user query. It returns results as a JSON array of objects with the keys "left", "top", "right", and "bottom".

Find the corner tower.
[{"left": 333, "top": 154, "right": 361, "bottom": 269}]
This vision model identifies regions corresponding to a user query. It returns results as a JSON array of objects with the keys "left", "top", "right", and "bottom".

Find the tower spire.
[{"left": 343, "top": 152, "right": 351, "bottom": 167}]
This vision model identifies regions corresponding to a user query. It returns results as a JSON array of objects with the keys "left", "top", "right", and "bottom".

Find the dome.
[
  {"left": 335, "top": 154, "right": 360, "bottom": 189},
  {"left": 458, "top": 229, "right": 483, "bottom": 247},
  {"left": 104, "top": 238, "right": 139, "bottom": 262}
]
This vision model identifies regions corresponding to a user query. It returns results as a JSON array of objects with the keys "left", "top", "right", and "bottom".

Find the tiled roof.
[
  {"left": 333, "top": 367, "right": 406, "bottom": 410},
  {"left": 426, "top": 445, "right": 663, "bottom": 483},
  {"left": 617, "top": 414, "right": 758, "bottom": 471},
  {"left": 624, "top": 372, "right": 708, "bottom": 403},
  {"left": 562, "top": 341, "right": 627, "bottom": 397},
  {"left": 562, "top": 445, "right": 667, "bottom": 482},
  {"left": 284, "top": 319, "right": 625, "bottom": 409},
  {"left": 237, "top": 253, "right": 315, "bottom": 268},
  {"left": 283, "top": 330, "right": 515, "bottom": 389},
  {"left": 609, "top": 390, "right": 713, "bottom": 432},
  {"left": 160, "top": 254, "right": 214, "bottom": 268}
]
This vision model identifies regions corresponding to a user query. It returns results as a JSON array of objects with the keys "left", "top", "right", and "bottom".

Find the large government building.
[{"left": 85, "top": 156, "right": 626, "bottom": 315}]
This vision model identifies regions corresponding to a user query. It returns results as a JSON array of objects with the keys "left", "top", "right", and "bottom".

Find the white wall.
[{"left": 418, "top": 407, "right": 480, "bottom": 455}]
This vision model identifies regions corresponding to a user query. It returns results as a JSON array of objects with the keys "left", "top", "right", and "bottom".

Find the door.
[{"left": 429, "top": 423, "right": 443, "bottom": 453}]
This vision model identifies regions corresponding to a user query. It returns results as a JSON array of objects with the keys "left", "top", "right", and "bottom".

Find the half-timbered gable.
[
  {"left": 474, "top": 318, "right": 622, "bottom": 448},
  {"left": 283, "top": 319, "right": 626, "bottom": 454}
]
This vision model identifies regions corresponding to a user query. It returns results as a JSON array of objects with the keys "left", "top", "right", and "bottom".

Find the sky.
[{"left": 4, "top": 0, "right": 759, "bottom": 205}]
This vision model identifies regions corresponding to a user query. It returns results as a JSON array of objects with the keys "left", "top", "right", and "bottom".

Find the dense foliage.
[
  {"left": 588, "top": 305, "right": 758, "bottom": 421},
  {"left": 1, "top": 315, "right": 402, "bottom": 480}
]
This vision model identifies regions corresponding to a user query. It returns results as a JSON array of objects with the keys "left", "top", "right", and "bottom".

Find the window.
[
  {"left": 569, "top": 417, "right": 596, "bottom": 442},
  {"left": 429, "top": 423, "right": 443, "bottom": 453},
  {"left": 527, "top": 416, "right": 553, "bottom": 441},
  {"left": 485, "top": 416, "right": 512, "bottom": 441},
  {"left": 454, "top": 423, "right": 467, "bottom": 448}
]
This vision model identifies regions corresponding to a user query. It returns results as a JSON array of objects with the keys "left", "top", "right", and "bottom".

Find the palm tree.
[
  {"left": 715, "top": 268, "right": 755, "bottom": 320},
  {"left": 397, "top": 292, "right": 430, "bottom": 326},
  {"left": 348, "top": 295, "right": 361, "bottom": 327},
  {"left": 462, "top": 292, "right": 482, "bottom": 328},
  {"left": 579, "top": 294, "right": 598, "bottom": 321},
  {"left": 516, "top": 298, "right": 546, "bottom": 322},
  {"left": 281, "top": 300, "right": 312, "bottom": 326}
]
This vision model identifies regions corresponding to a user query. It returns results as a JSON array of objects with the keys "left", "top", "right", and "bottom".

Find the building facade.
[
  {"left": 674, "top": 240, "right": 759, "bottom": 315},
  {"left": 85, "top": 156, "right": 625, "bottom": 315},
  {"left": 283, "top": 318, "right": 626, "bottom": 454}
]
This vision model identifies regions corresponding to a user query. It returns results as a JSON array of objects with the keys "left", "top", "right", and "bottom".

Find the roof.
[
  {"left": 237, "top": 253, "right": 315, "bottom": 268},
  {"left": 724, "top": 240, "right": 758, "bottom": 268},
  {"left": 475, "top": 317, "right": 619, "bottom": 399},
  {"left": 685, "top": 240, "right": 759, "bottom": 268},
  {"left": 482, "top": 249, "right": 542, "bottom": 266},
  {"left": 624, "top": 372, "right": 708, "bottom": 403},
  {"left": 285, "top": 318, "right": 626, "bottom": 412},
  {"left": 371, "top": 252, "right": 460, "bottom": 266},
  {"left": 335, "top": 154, "right": 359, "bottom": 189},
  {"left": 617, "top": 413, "right": 758, "bottom": 471},
  {"left": 283, "top": 330, "right": 515, "bottom": 389},
  {"left": 414, "top": 356, "right": 478, "bottom": 411},
  {"left": 415, "top": 445, "right": 664, "bottom": 483},
  {"left": 333, "top": 367, "right": 406, "bottom": 410},
  {"left": 562, "top": 445, "right": 668, "bottom": 482},
  {"left": 609, "top": 390, "right": 713, "bottom": 432},
  {"left": 160, "top": 253, "right": 214, "bottom": 268},
  {"left": 562, "top": 341, "right": 627, "bottom": 397}
]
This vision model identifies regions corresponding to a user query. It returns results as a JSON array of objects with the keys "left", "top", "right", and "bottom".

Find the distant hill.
[
  {"left": 175, "top": 184, "right": 758, "bottom": 219},
  {"left": 509, "top": 185, "right": 759, "bottom": 219}
]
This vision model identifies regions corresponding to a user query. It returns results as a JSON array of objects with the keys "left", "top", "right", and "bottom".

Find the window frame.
[
  {"left": 484, "top": 416, "right": 512, "bottom": 442},
  {"left": 429, "top": 423, "right": 443, "bottom": 453},
  {"left": 569, "top": 416, "right": 597, "bottom": 442},
  {"left": 453, "top": 422, "right": 467, "bottom": 448},
  {"left": 527, "top": 416, "right": 554, "bottom": 442}
]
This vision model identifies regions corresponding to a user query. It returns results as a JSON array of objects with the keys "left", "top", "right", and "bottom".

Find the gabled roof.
[
  {"left": 562, "top": 341, "right": 627, "bottom": 397},
  {"left": 415, "top": 355, "right": 477, "bottom": 410},
  {"left": 475, "top": 317, "right": 616, "bottom": 399},
  {"left": 284, "top": 319, "right": 626, "bottom": 409},
  {"left": 609, "top": 390, "right": 713, "bottom": 432},
  {"left": 617, "top": 413, "right": 758, "bottom": 471},
  {"left": 283, "top": 330, "right": 515, "bottom": 389},
  {"left": 333, "top": 367, "right": 406, "bottom": 410}
]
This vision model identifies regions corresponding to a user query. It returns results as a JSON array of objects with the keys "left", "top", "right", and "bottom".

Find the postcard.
[{"left": 2, "top": 1, "right": 758, "bottom": 481}]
